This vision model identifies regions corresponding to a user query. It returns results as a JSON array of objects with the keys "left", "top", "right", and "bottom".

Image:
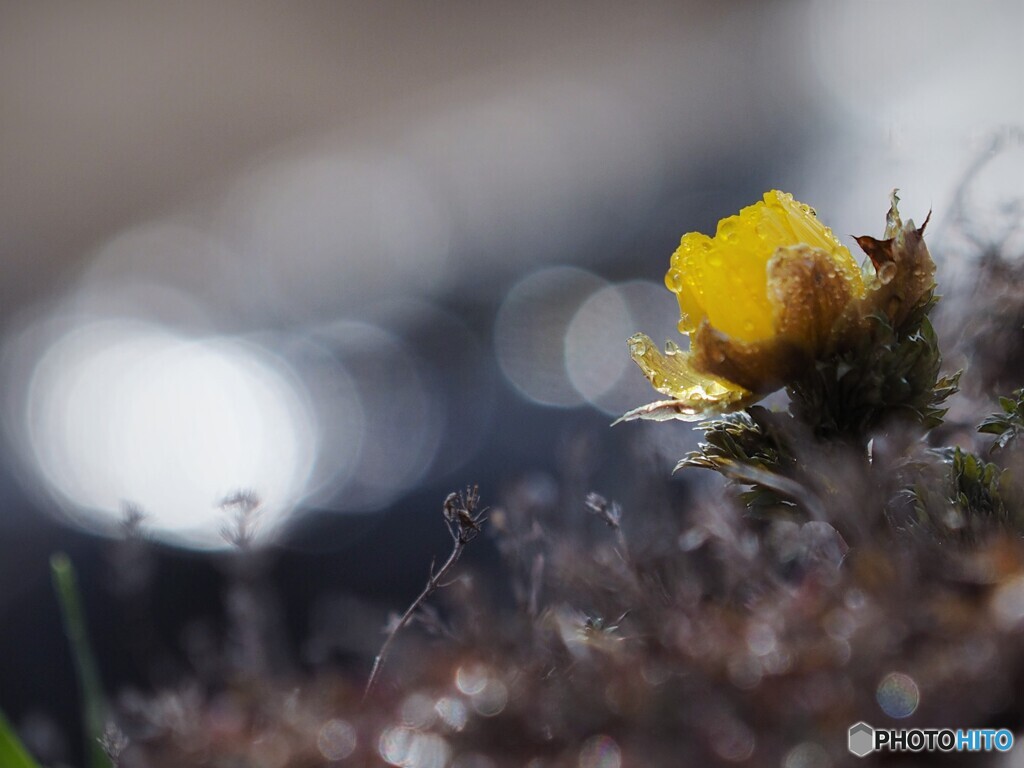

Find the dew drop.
[{"left": 877, "top": 262, "right": 897, "bottom": 285}]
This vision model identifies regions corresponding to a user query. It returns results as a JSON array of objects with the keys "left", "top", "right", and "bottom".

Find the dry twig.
[{"left": 364, "top": 486, "right": 486, "bottom": 698}]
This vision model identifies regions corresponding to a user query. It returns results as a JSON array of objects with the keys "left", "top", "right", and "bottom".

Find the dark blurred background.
[{"left": 1, "top": 0, "right": 1021, "bottom": 763}]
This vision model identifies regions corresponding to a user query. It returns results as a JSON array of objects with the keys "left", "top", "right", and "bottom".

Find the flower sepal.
[{"left": 832, "top": 191, "right": 936, "bottom": 351}]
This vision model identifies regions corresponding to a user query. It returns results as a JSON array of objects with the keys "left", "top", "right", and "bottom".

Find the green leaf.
[
  {"left": 51, "top": 553, "right": 114, "bottom": 768},
  {"left": 978, "top": 388, "right": 1024, "bottom": 452}
]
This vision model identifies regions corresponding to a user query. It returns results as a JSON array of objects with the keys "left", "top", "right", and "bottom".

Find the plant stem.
[
  {"left": 364, "top": 542, "right": 465, "bottom": 699},
  {"left": 364, "top": 487, "right": 485, "bottom": 700}
]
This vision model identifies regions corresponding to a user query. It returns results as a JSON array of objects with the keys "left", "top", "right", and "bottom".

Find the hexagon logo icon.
[{"left": 848, "top": 722, "right": 875, "bottom": 757}]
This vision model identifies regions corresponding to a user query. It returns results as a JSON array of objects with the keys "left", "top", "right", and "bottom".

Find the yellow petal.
[
  {"left": 683, "top": 247, "right": 862, "bottom": 393},
  {"left": 668, "top": 225, "right": 775, "bottom": 343},
  {"left": 666, "top": 190, "right": 863, "bottom": 345},
  {"left": 623, "top": 333, "right": 754, "bottom": 421}
]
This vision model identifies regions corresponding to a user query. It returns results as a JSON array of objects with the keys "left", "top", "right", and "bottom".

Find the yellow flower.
[{"left": 620, "top": 190, "right": 934, "bottom": 423}]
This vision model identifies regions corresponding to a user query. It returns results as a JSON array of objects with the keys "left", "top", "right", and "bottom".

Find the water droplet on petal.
[{"left": 877, "top": 262, "right": 897, "bottom": 285}]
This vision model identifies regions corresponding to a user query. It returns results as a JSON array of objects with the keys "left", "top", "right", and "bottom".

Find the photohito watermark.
[{"left": 848, "top": 722, "right": 1014, "bottom": 757}]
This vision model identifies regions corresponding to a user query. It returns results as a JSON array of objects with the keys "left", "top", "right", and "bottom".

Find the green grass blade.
[
  {"left": 50, "top": 553, "right": 113, "bottom": 768},
  {"left": 0, "top": 709, "right": 42, "bottom": 768}
]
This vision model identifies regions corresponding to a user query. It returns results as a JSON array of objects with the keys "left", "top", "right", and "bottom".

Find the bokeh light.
[
  {"left": 876, "top": 671, "right": 920, "bottom": 719},
  {"left": 495, "top": 267, "right": 607, "bottom": 407},
  {"left": 710, "top": 721, "right": 756, "bottom": 762},
  {"left": 496, "top": 269, "right": 685, "bottom": 416},
  {"left": 468, "top": 679, "right": 508, "bottom": 718},
  {"left": 76, "top": 220, "right": 246, "bottom": 325},
  {"left": 782, "top": 742, "right": 831, "bottom": 768},
  {"left": 578, "top": 734, "right": 621, "bottom": 768},
  {"left": 455, "top": 664, "right": 490, "bottom": 696},
  {"left": 590, "top": 279, "right": 686, "bottom": 414},
  {"left": 400, "top": 692, "right": 438, "bottom": 729},
  {"left": 564, "top": 282, "right": 632, "bottom": 405},
  {"left": 317, "top": 719, "right": 357, "bottom": 761},
  {"left": 365, "top": 299, "right": 495, "bottom": 481},
  {"left": 434, "top": 697, "right": 468, "bottom": 732},
  {"left": 6, "top": 317, "right": 316, "bottom": 548},
  {"left": 309, "top": 320, "right": 442, "bottom": 512},
  {"left": 379, "top": 726, "right": 450, "bottom": 768},
  {"left": 991, "top": 574, "right": 1024, "bottom": 629}
]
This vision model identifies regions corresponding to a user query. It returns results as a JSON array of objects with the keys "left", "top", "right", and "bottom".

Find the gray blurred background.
[{"left": 0, "top": 0, "right": 1021, "bottom": 761}]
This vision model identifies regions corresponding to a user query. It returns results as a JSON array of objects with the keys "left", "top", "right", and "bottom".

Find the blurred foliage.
[
  {"left": 788, "top": 299, "right": 960, "bottom": 439},
  {"left": 0, "top": 710, "right": 41, "bottom": 768},
  {"left": 947, "top": 447, "right": 1006, "bottom": 520},
  {"left": 902, "top": 447, "right": 1011, "bottom": 540},
  {"left": 979, "top": 388, "right": 1024, "bottom": 451},
  {"left": 51, "top": 554, "right": 114, "bottom": 768}
]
